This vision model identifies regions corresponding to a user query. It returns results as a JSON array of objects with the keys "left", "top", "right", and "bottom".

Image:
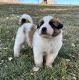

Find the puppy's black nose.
[{"left": 42, "top": 27, "right": 47, "bottom": 32}]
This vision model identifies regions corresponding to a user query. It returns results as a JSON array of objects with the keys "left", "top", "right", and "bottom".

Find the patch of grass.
[{"left": 0, "top": 4, "right": 79, "bottom": 80}]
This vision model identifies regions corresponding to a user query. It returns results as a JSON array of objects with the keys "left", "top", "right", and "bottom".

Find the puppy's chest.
[{"left": 41, "top": 39, "right": 60, "bottom": 53}]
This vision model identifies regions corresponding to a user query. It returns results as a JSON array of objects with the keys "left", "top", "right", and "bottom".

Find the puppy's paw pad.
[{"left": 33, "top": 67, "right": 39, "bottom": 71}]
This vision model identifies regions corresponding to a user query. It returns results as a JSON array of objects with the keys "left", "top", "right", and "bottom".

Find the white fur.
[
  {"left": 33, "top": 30, "right": 62, "bottom": 67},
  {"left": 39, "top": 16, "right": 54, "bottom": 36},
  {"left": 14, "top": 14, "right": 35, "bottom": 57},
  {"left": 14, "top": 15, "right": 63, "bottom": 71},
  {"left": 32, "top": 16, "right": 63, "bottom": 68}
]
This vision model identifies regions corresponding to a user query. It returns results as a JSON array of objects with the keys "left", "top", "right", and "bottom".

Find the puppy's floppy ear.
[
  {"left": 58, "top": 23, "right": 63, "bottom": 29},
  {"left": 52, "top": 18, "right": 63, "bottom": 29}
]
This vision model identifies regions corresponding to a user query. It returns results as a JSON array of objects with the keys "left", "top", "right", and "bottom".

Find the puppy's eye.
[
  {"left": 49, "top": 20, "right": 53, "bottom": 26},
  {"left": 49, "top": 20, "right": 55, "bottom": 28},
  {"left": 37, "top": 20, "right": 44, "bottom": 28},
  {"left": 40, "top": 20, "right": 44, "bottom": 26}
]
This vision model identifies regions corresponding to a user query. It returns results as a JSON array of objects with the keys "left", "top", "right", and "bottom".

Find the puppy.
[
  {"left": 14, "top": 14, "right": 36, "bottom": 57},
  {"left": 32, "top": 16, "right": 63, "bottom": 71}
]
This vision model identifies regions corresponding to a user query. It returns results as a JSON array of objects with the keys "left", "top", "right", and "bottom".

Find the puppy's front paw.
[
  {"left": 46, "top": 63, "right": 52, "bottom": 68},
  {"left": 33, "top": 67, "right": 40, "bottom": 72}
]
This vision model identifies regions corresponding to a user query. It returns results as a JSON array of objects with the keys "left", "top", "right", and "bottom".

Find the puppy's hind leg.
[{"left": 14, "top": 27, "right": 25, "bottom": 57}]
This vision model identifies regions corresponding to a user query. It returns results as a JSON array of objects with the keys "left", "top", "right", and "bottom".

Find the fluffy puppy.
[
  {"left": 14, "top": 14, "right": 36, "bottom": 57},
  {"left": 32, "top": 16, "right": 63, "bottom": 71}
]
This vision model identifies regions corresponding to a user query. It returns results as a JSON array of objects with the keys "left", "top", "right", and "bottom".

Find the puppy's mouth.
[
  {"left": 41, "top": 31, "right": 47, "bottom": 35},
  {"left": 40, "top": 32, "right": 52, "bottom": 39}
]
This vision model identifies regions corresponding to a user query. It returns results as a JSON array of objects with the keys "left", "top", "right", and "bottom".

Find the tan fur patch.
[
  {"left": 52, "top": 28, "right": 61, "bottom": 37},
  {"left": 52, "top": 19, "right": 61, "bottom": 37},
  {"left": 52, "top": 18, "right": 60, "bottom": 27},
  {"left": 28, "top": 25, "right": 36, "bottom": 48}
]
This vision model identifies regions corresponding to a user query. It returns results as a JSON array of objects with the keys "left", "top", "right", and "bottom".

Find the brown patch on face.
[
  {"left": 52, "top": 29, "right": 61, "bottom": 37},
  {"left": 52, "top": 18, "right": 60, "bottom": 27},
  {"left": 49, "top": 18, "right": 63, "bottom": 29},
  {"left": 51, "top": 18, "right": 60, "bottom": 27},
  {"left": 49, "top": 18, "right": 63, "bottom": 37}
]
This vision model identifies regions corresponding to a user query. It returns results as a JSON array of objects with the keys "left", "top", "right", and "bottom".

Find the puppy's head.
[
  {"left": 19, "top": 14, "right": 33, "bottom": 25},
  {"left": 37, "top": 16, "right": 63, "bottom": 38}
]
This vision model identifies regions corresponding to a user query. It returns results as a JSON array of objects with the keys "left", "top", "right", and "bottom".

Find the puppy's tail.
[{"left": 19, "top": 14, "right": 33, "bottom": 25}]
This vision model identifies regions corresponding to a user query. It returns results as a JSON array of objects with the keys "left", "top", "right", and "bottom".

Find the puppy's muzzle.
[{"left": 41, "top": 27, "right": 47, "bottom": 34}]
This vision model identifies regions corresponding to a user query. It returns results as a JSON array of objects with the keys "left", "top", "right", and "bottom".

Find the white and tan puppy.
[
  {"left": 14, "top": 14, "right": 36, "bottom": 57},
  {"left": 32, "top": 16, "right": 63, "bottom": 71}
]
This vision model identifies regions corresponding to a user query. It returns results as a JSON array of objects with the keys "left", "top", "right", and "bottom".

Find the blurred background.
[{"left": 0, "top": 0, "right": 79, "bottom": 4}]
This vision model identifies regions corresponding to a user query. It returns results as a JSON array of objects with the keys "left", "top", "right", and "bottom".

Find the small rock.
[
  {"left": 66, "top": 59, "right": 70, "bottom": 62},
  {"left": 6, "top": 17, "right": 9, "bottom": 19},
  {"left": 71, "top": 43, "right": 75, "bottom": 47},
  {"left": 31, "top": 73, "right": 34, "bottom": 75},
  {"left": 17, "top": 15, "right": 19, "bottom": 18},
  {"left": 1, "top": 60, "right": 4, "bottom": 63},
  {"left": 72, "top": 77, "right": 76, "bottom": 80},
  {"left": 8, "top": 57, "right": 13, "bottom": 61},
  {"left": 72, "top": 56, "right": 75, "bottom": 58}
]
